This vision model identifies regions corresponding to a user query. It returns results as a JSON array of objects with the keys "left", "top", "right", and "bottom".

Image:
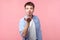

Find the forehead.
[{"left": 25, "top": 5, "right": 33, "bottom": 8}]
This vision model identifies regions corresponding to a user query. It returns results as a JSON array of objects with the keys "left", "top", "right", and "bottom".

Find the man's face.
[{"left": 25, "top": 5, "right": 34, "bottom": 16}]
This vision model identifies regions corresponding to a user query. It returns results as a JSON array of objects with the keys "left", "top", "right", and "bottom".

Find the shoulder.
[
  {"left": 19, "top": 17, "right": 25, "bottom": 23},
  {"left": 33, "top": 15, "right": 39, "bottom": 21}
]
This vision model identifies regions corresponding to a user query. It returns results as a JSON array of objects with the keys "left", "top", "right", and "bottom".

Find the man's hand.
[
  {"left": 22, "top": 18, "right": 31, "bottom": 37},
  {"left": 24, "top": 18, "right": 31, "bottom": 23}
]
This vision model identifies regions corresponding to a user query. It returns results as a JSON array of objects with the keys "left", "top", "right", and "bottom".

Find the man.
[{"left": 19, "top": 2, "right": 42, "bottom": 40}]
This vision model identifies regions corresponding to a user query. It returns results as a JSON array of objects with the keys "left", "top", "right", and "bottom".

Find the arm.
[
  {"left": 22, "top": 22, "right": 30, "bottom": 37},
  {"left": 37, "top": 17, "right": 42, "bottom": 40},
  {"left": 22, "top": 18, "right": 31, "bottom": 37},
  {"left": 19, "top": 18, "right": 31, "bottom": 38}
]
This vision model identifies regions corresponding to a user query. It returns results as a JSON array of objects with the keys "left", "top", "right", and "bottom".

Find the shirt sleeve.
[
  {"left": 19, "top": 18, "right": 26, "bottom": 36},
  {"left": 36, "top": 17, "right": 42, "bottom": 40}
]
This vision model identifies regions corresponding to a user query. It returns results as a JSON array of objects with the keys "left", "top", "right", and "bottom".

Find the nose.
[
  {"left": 29, "top": 10, "right": 31, "bottom": 13},
  {"left": 29, "top": 9, "right": 31, "bottom": 11}
]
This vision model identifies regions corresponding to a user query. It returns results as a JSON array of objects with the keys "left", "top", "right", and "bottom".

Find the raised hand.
[{"left": 24, "top": 18, "right": 31, "bottom": 23}]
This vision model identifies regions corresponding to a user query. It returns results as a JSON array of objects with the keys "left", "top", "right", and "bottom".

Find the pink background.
[{"left": 0, "top": 0, "right": 60, "bottom": 40}]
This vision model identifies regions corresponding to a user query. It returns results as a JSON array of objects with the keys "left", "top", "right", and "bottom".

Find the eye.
[
  {"left": 30, "top": 8, "right": 33, "bottom": 10},
  {"left": 26, "top": 8, "right": 29, "bottom": 10}
]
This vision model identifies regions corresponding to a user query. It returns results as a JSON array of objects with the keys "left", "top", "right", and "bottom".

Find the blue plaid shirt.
[{"left": 19, "top": 15, "right": 42, "bottom": 40}]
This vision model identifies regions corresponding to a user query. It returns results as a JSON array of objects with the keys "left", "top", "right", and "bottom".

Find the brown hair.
[{"left": 24, "top": 2, "right": 35, "bottom": 9}]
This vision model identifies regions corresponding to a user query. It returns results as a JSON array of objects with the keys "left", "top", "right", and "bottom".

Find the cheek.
[
  {"left": 25, "top": 10, "right": 29, "bottom": 12},
  {"left": 31, "top": 10, "right": 33, "bottom": 12},
  {"left": 31, "top": 10, "right": 34, "bottom": 13}
]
